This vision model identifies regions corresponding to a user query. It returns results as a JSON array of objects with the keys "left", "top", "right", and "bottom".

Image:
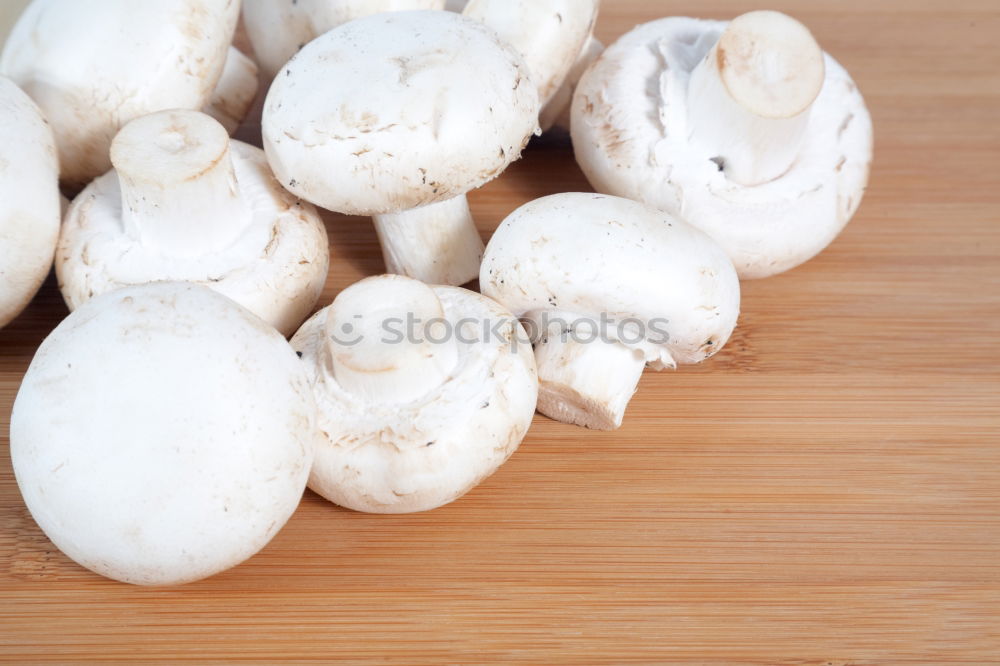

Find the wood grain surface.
[{"left": 2, "top": 1, "right": 999, "bottom": 663}]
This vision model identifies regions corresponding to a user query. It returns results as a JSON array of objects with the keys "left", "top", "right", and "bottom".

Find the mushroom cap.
[
  {"left": 203, "top": 47, "right": 260, "bottom": 135},
  {"left": 571, "top": 17, "right": 873, "bottom": 279},
  {"left": 291, "top": 279, "right": 538, "bottom": 514},
  {"left": 539, "top": 36, "right": 605, "bottom": 133},
  {"left": 481, "top": 193, "right": 740, "bottom": 367},
  {"left": 243, "top": 0, "right": 447, "bottom": 80},
  {"left": 0, "top": 77, "right": 60, "bottom": 329},
  {"left": 0, "top": 0, "right": 239, "bottom": 187},
  {"left": 263, "top": 10, "right": 539, "bottom": 216},
  {"left": 462, "top": 0, "right": 600, "bottom": 107},
  {"left": 56, "top": 140, "right": 330, "bottom": 337},
  {"left": 10, "top": 282, "right": 316, "bottom": 586}
]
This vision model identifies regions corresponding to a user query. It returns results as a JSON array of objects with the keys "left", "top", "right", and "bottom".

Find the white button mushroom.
[
  {"left": 571, "top": 11, "right": 874, "bottom": 279},
  {"left": 481, "top": 193, "right": 740, "bottom": 431},
  {"left": 538, "top": 36, "right": 605, "bottom": 134},
  {"left": 243, "top": 0, "right": 446, "bottom": 81},
  {"left": 462, "top": 0, "right": 600, "bottom": 110},
  {"left": 0, "top": 77, "right": 60, "bottom": 329},
  {"left": 0, "top": 0, "right": 239, "bottom": 188},
  {"left": 10, "top": 282, "right": 317, "bottom": 586},
  {"left": 263, "top": 10, "right": 539, "bottom": 287},
  {"left": 204, "top": 47, "right": 260, "bottom": 136},
  {"left": 291, "top": 275, "right": 538, "bottom": 513},
  {"left": 56, "top": 110, "right": 330, "bottom": 337}
]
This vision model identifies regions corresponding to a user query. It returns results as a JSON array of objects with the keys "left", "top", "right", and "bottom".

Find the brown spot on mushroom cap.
[{"left": 716, "top": 41, "right": 729, "bottom": 74}]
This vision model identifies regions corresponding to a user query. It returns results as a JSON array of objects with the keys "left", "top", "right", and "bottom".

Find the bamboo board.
[{"left": 1, "top": 1, "right": 998, "bottom": 663}]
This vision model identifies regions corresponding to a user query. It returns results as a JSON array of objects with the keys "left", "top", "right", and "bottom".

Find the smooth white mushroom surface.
[
  {"left": 0, "top": 76, "right": 60, "bottom": 329},
  {"left": 10, "top": 282, "right": 317, "bottom": 586},
  {"left": 57, "top": 110, "right": 329, "bottom": 337},
  {"left": 539, "top": 36, "right": 605, "bottom": 133},
  {"left": 462, "top": 0, "right": 600, "bottom": 111},
  {"left": 0, "top": 0, "right": 239, "bottom": 188},
  {"left": 204, "top": 47, "right": 260, "bottom": 135},
  {"left": 572, "top": 11, "right": 874, "bottom": 279},
  {"left": 263, "top": 10, "right": 539, "bottom": 287},
  {"left": 291, "top": 275, "right": 538, "bottom": 514},
  {"left": 481, "top": 193, "right": 740, "bottom": 431},
  {"left": 244, "top": 0, "right": 446, "bottom": 81}
]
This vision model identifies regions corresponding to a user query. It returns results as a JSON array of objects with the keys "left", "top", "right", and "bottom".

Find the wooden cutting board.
[{"left": 1, "top": 1, "right": 998, "bottom": 663}]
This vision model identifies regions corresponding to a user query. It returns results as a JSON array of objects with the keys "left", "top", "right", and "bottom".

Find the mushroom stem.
[
  {"left": 204, "top": 47, "right": 260, "bottom": 135},
  {"left": 111, "top": 111, "right": 253, "bottom": 258},
  {"left": 532, "top": 330, "right": 647, "bottom": 431},
  {"left": 372, "top": 196, "right": 485, "bottom": 286},
  {"left": 323, "top": 275, "right": 460, "bottom": 404},
  {"left": 686, "top": 11, "right": 825, "bottom": 186}
]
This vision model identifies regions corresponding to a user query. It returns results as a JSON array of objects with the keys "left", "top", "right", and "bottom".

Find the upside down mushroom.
[
  {"left": 572, "top": 11, "right": 873, "bottom": 279},
  {"left": 291, "top": 275, "right": 538, "bottom": 513},
  {"left": 10, "top": 282, "right": 317, "bottom": 586},
  {"left": 264, "top": 10, "right": 539, "bottom": 286},
  {"left": 482, "top": 193, "right": 740, "bottom": 431},
  {"left": 57, "top": 110, "right": 329, "bottom": 337},
  {"left": 0, "top": 77, "right": 60, "bottom": 329}
]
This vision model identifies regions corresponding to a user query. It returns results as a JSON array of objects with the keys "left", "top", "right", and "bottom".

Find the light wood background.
[{"left": 2, "top": 1, "right": 999, "bottom": 663}]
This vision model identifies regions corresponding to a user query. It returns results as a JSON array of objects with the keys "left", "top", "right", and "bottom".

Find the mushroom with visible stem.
[
  {"left": 204, "top": 47, "right": 260, "bottom": 135},
  {"left": 481, "top": 193, "right": 740, "bottom": 431},
  {"left": 243, "top": 0, "right": 446, "bottom": 82},
  {"left": 0, "top": 77, "right": 60, "bottom": 329},
  {"left": 264, "top": 11, "right": 539, "bottom": 286},
  {"left": 10, "top": 282, "right": 317, "bottom": 586},
  {"left": 462, "top": 0, "right": 600, "bottom": 112},
  {"left": 0, "top": 0, "right": 239, "bottom": 189},
  {"left": 572, "top": 11, "right": 873, "bottom": 279},
  {"left": 57, "top": 109, "right": 330, "bottom": 337},
  {"left": 291, "top": 274, "right": 538, "bottom": 513}
]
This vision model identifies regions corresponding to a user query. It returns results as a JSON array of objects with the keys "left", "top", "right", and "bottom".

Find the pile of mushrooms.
[{"left": 1, "top": 2, "right": 872, "bottom": 585}]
